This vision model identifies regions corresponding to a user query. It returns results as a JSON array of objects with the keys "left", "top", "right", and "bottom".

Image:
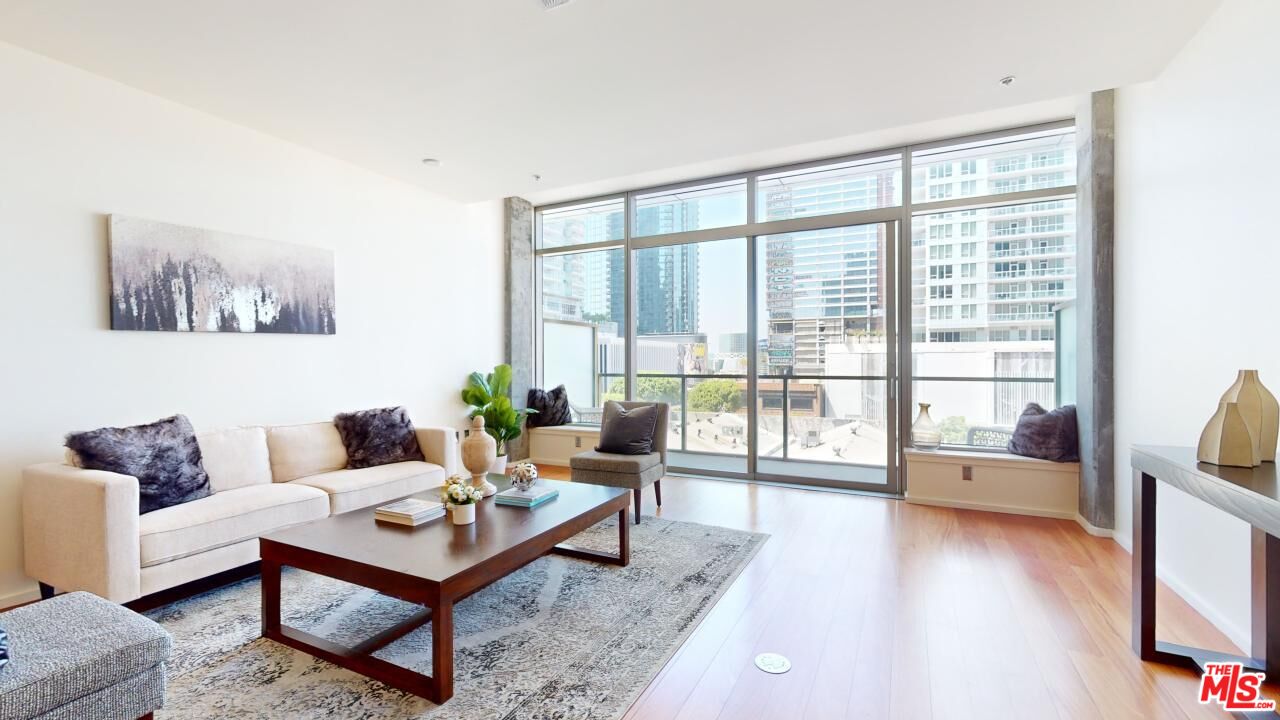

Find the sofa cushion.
[
  {"left": 138, "top": 483, "right": 328, "bottom": 567},
  {"left": 266, "top": 422, "right": 348, "bottom": 482},
  {"left": 197, "top": 426, "right": 272, "bottom": 492},
  {"left": 0, "top": 591, "right": 170, "bottom": 720},
  {"left": 570, "top": 450, "right": 662, "bottom": 474},
  {"left": 333, "top": 406, "right": 425, "bottom": 469},
  {"left": 65, "top": 414, "right": 211, "bottom": 514},
  {"left": 572, "top": 463, "right": 664, "bottom": 490},
  {"left": 291, "top": 461, "right": 444, "bottom": 514}
]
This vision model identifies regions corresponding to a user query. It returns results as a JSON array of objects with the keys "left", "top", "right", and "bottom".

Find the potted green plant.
[{"left": 460, "top": 363, "right": 536, "bottom": 474}]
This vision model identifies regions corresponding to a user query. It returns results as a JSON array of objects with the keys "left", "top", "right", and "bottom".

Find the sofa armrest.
[
  {"left": 22, "top": 463, "right": 141, "bottom": 602},
  {"left": 415, "top": 426, "right": 458, "bottom": 477}
]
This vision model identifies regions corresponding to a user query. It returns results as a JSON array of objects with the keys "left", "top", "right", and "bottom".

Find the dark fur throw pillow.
[
  {"left": 334, "top": 406, "right": 425, "bottom": 469},
  {"left": 66, "top": 414, "right": 212, "bottom": 514},
  {"left": 527, "top": 385, "right": 572, "bottom": 428},
  {"left": 1007, "top": 403, "right": 1079, "bottom": 462}
]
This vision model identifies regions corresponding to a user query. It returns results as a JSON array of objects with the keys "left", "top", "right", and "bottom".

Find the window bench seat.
[
  {"left": 905, "top": 448, "right": 1102, "bottom": 534},
  {"left": 528, "top": 425, "right": 601, "bottom": 467}
]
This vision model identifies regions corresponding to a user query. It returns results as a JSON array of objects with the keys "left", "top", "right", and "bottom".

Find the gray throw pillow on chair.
[{"left": 596, "top": 402, "right": 659, "bottom": 455}]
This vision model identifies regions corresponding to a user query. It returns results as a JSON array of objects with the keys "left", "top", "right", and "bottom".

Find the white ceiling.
[{"left": 0, "top": 0, "right": 1220, "bottom": 202}]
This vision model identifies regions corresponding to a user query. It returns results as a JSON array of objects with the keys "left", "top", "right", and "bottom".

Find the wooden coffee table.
[{"left": 259, "top": 474, "right": 630, "bottom": 704}]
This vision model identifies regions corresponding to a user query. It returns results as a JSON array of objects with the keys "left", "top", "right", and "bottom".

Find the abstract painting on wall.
[{"left": 108, "top": 215, "right": 336, "bottom": 334}]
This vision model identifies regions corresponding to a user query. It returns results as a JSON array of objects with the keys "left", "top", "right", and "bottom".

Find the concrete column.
[
  {"left": 1075, "top": 90, "right": 1116, "bottom": 530},
  {"left": 504, "top": 197, "right": 535, "bottom": 461}
]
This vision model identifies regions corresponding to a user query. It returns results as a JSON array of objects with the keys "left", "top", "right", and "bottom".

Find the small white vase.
[
  {"left": 490, "top": 454, "right": 508, "bottom": 475},
  {"left": 912, "top": 402, "right": 942, "bottom": 451},
  {"left": 451, "top": 503, "right": 476, "bottom": 525}
]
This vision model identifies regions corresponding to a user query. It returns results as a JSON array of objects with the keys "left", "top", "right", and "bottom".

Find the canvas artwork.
[{"left": 109, "top": 215, "right": 336, "bottom": 334}]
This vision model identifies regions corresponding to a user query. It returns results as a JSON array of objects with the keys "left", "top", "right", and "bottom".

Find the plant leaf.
[{"left": 490, "top": 364, "right": 513, "bottom": 397}]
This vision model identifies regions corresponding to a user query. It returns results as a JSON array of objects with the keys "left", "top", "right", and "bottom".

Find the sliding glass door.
[
  {"left": 634, "top": 238, "right": 749, "bottom": 475},
  {"left": 753, "top": 223, "right": 896, "bottom": 489}
]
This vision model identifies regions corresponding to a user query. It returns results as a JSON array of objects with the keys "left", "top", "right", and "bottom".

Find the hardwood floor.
[{"left": 536, "top": 465, "right": 1240, "bottom": 719}]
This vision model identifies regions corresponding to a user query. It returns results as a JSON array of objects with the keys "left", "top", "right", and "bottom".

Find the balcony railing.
[
  {"left": 990, "top": 224, "right": 1068, "bottom": 237},
  {"left": 988, "top": 311, "right": 1055, "bottom": 322},
  {"left": 576, "top": 371, "right": 1055, "bottom": 461},
  {"left": 991, "top": 266, "right": 1072, "bottom": 279},
  {"left": 989, "top": 244, "right": 1075, "bottom": 258}
]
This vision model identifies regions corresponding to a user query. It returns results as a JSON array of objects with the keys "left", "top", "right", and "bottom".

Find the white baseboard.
[
  {"left": 0, "top": 585, "right": 39, "bottom": 610},
  {"left": 905, "top": 495, "right": 1077, "bottom": 521},
  {"left": 1154, "top": 559, "right": 1251, "bottom": 654},
  {"left": 1108, "top": 530, "right": 1250, "bottom": 653},
  {"left": 1074, "top": 514, "right": 1115, "bottom": 537}
]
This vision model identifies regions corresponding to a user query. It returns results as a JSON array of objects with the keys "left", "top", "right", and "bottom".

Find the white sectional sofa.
[{"left": 22, "top": 421, "right": 457, "bottom": 603}]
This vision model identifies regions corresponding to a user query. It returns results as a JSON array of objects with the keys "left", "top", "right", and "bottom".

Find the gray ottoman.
[{"left": 0, "top": 592, "right": 170, "bottom": 720}]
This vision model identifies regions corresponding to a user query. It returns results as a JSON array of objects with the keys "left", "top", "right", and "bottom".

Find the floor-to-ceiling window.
[
  {"left": 908, "top": 126, "right": 1077, "bottom": 449},
  {"left": 533, "top": 121, "right": 1077, "bottom": 494}
]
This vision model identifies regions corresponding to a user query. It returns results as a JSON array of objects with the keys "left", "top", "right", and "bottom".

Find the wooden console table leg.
[
  {"left": 1253, "top": 528, "right": 1280, "bottom": 671},
  {"left": 1133, "top": 470, "right": 1157, "bottom": 660},
  {"left": 431, "top": 597, "right": 454, "bottom": 703}
]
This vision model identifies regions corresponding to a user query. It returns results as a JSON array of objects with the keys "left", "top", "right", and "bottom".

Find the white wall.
[
  {"left": 1114, "top": 0, "right": 1280, "bottom": 650},
  {"left": 0, "top": 43, "right": 505, "bottom": 604}
]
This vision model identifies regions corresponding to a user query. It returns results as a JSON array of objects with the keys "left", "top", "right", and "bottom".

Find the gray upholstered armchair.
[{"left": 569, "top": 401, "right": 668, "bottom": 523}]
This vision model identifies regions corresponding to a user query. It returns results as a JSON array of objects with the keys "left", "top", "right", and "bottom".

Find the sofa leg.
[
  {"left": 654, "top": 479, "right": 662, "bottom": 507},
  {"left": 38, "top": 582, "right": 55, "bottom": 600},
  {"left": 633, "top": 488, "right": 642, "bottom": 524}
]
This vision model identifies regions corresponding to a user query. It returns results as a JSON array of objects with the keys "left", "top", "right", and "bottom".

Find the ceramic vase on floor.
[
  {"left": 911, "top": 402, "right": 942, "bottom": 451},
  {"left": 461, "top": 415, "right": 498, "bottom": 497},
  {"left": 1198, "top": 400, "right": 1260, "bottom": 468},
  {"left": 1219, "top": 369, "right": 1280, "bottom": 462}
]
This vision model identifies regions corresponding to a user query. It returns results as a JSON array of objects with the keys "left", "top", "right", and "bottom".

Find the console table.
[{"left": 1131, "top": 445, "right": 1280, "bottom": 715}]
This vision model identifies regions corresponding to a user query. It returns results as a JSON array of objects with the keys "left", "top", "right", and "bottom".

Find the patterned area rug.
[{"left": 147, "top": 516, "right": 766, "bottom": 719}]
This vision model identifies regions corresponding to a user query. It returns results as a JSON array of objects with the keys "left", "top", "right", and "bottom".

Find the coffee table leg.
[
  {"left": 262, "top": 557, "right": 281, "bottom": 638},
  {"left": 618, "top": 507, "right": 630, "bottom": 566},
  {"left": 431, "top": 597, "right": 454, "bottom": 703}
]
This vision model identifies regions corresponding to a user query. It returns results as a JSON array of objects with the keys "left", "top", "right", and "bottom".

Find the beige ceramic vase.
[
  {"left": 1220, "top": 370, "right": 1280, "bottom": 462},
  {"left": 461, "top": 415, "right": 498, "bottom": 497},
  {"left": 1198, "top": 400, "right": 1260, "bottom": 468}
]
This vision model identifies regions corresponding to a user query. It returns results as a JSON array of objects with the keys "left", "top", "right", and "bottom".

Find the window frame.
[{"left": 533, "top": 119, "right": 1078, "bottom": 470}]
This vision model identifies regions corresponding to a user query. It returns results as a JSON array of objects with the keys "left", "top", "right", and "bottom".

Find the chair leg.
[
  {"left": 654, "top": 479, "right": 662, "bottom": 507},
  {"left": 38, "top": 582, "right": 55, "bottom": 600},
  {"left": 633, "top": 488, "right": 642, "bottom": 524}
]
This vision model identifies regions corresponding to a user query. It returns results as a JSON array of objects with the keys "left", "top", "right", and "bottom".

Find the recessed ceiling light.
[
  {"left": 999, "top": 75, "right": 1016, "bottom": 87},
  {"left": 421, "top": 158, "right": 441, "bottom": 167}
]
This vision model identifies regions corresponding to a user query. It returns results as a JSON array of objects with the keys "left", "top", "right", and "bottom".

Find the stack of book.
[
  {"left": 374, "top": 498, "right": 444, "bottom": 527},
  {"left": 495, "top": 485, "right": 559, "bottom": 509}
]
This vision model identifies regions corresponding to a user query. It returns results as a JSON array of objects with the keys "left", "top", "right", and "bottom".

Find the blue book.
[{"left": 496, "top": 490, "right": 559, "bottom": 508}]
